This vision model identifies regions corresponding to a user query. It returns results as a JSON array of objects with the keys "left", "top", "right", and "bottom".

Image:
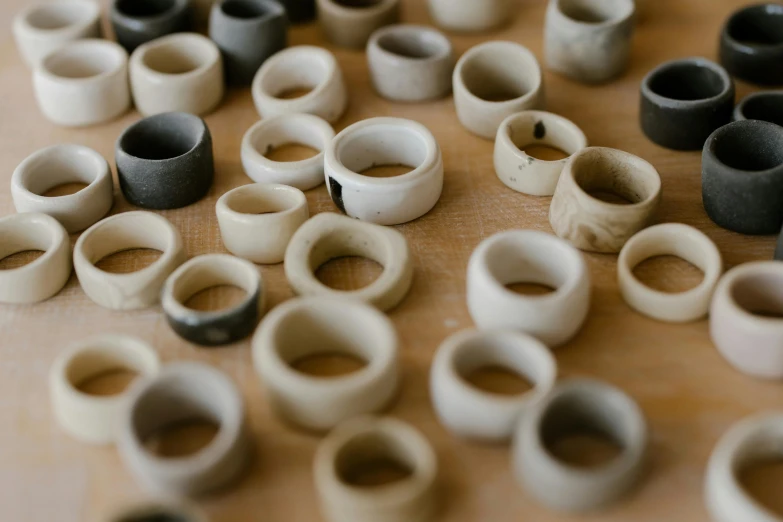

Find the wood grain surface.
[{"left": 1, "top": 0, "right": 781, "bottom": 521}]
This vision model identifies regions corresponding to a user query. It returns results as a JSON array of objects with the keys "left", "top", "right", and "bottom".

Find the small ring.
[
  {"left": 105, "top": 499, "right": 208, "bottom": 522},
  {"left": 12, "top": 144, "right": 114, "bottom": 233},
  {"left": 74, "top": 211, "right": 187, "bottom": 310},
  {"left": 162, "top": 254, "right": 266, "bottom": 346},
  {"left": 240, "top": 113, "right": 335, "bottom": 190},
  {"left": 316, "top": 0, "right": 400, "bottom": 49},
  {"left": 325, "top": 117, "right": 444, "bottom": 225},
  {"left": 110, "top": 0, "right": 193, "bottom": 53},
  {"left": 0, "top": 213, "right": 71, "bottom": 304},
  {"left": 117, "top": 362, "right": 250, "bottom": 496},
  {"left": 430, "top": 329, "right": 557, "bottom": 442},
  {"left": 284, "top": 212, "right": 413, "bottom": 311},
  {"left": 466, "top": 229, "right": 590, "bottom": 347},
  {"left": 512, "top": 378, "right": 648, "bottom": 513},
  {"left": 49, "top": 334, "right": 160, "bottom": 445},
  {"left": 494, "top": 110, "right": 588, "bottom": 196},
  {"left": 252, "top": 45, "right": 348, "bottom": 123},
  {"left": 252, "top": 296, "right": 398, "bottom": 432},
  {"left": 426, "top": 0, "right": 514, "bottom": 33},
  {"left": 733, "top": 91, "right": 783, "bottom": 126},
  {"left": 314, "top": 416, "right": 438, "bottom": 522}
]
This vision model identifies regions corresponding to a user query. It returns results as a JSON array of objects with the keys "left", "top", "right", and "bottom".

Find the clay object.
[
  {"left": 116, "top": 112, "right": 214, "bottom": 210},
  {"left": 776, "top": 225, "right": 783, "bottom": 260},
  {"left": 545, "top": 0, "right": 636, "bottom": 84},
  {"left": 702, "top": 120, "right": 783, "bottom": 235},
  {"left": 275, "top": 0, "right": 315, "bottom": 23},
  {"left": 316, "top": 0, "right": 400, "bottom": 49},
  {"left": 549, "top": 146, "right": 662, "bottom": 253},
  {"left": 111, "top": 0, "right": 193, "bottom": 53},
  {"left": 427, "top": 0, "right": 514, "bottom": 33},
  {"left": 734, "top": 91, "right": 783, "bottom": 127},
  {"left": 640, "top": 57, "right": 734, "bottom": 151},
  {"left": 720, "top": 3, "right": 783, "bottom": 86},
  {"left": 106, "top": 500, "right": 208, "bottom": 522},
  {"left": 367, "top": 24, "right": 454, "bottom": 102},
  {"left": 209, "top": 0, "right": 287, "bottom": 86}
]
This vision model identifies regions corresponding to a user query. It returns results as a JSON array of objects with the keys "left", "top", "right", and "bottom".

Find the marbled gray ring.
[{"left": 110, "top": 0, "right": 193, "bottom": 52}]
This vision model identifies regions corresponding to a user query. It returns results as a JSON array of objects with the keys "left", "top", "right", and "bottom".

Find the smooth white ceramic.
[{"left": 427, "top": 0, "right": 514, "bottom": 33}]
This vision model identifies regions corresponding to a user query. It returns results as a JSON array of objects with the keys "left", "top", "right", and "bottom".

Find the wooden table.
[{"left": 1, "top": 0, "right": 781, "bottom": 520}]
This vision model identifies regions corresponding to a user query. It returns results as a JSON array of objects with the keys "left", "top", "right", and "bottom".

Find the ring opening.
[
  {"left": 120, "top": 114, "right": 204, "bottom": 161},
  {"left": 738, "top": 436, "right": 783, "bottom": 517},
  {"left": 647, "top": 62, "right": 727, "bottom": 101},
  {"left": 485, "top": 237, "right": 576, "bottom": 295},
  {"left": 249, "top": 119, "right": 328, "bottom": 161},
  {"left": 631, "top": 255, "right": 704, "bottom": 293},
  {"left": 711, "top": 122, "right": 783, "bottom": 171},
  {"left": 260, "top": 52, "right": 330, "bottom": 99},
  {"left": 739, "top": 93, "right": 783, "bottom": 127},
  {"left": 82, "top": 214, "right": 172, "bottom": 269},
  {"left": 26, "top": 2, "right": 95, "bottom": 30},
  {"left": 571, "top": 149, "right": 658, "bottom": 205},
  {"left": 730, "top": 271, "right": 783, "bottom": 318},
  {"left": 20, "top": 147, "right": 102, "bottom": 196},
  {"left": 333, "top": 0, "right": 383, "bottom": 8},
  {"left": 142, "top": 37, "right": 215, "bottom": 75},
  {"left": 66, "top": 344, "right": 152, "bottom": 397},
  {"left": 506, "top": 114, "right": 583, "bottom": 161},
  {"left": 461, "top": 45, "right": 539, "bottom": 102},
  {"left": 337, "top": 126, "right": 427, "bottom": 176},
  {"left": 221, "top": 0, "right": 275, "bottom": 19},
  {"left": 0, "top": 219, "right": 57, "bottom": 261},
  {"left": 454, "top": 337, "right": 540, "bottom": 397},
  {"left": 43, "top": 43, "right": 123, "bottom": 79},
  {"left": 335, "top": 430, "right": 416, "bottom": 487},
  {"left": 377, "top": 30, "right": 447, "bottom": 60},
  {"left": 556, "top": 0, "right": 632, "bottom": 23},
  {"left": 727, "top": 4, "right": 783, "bottom": 46},
  {"left": 308, "top": 229, "right": 386, "bottom": 291},
  {"left": 170, "top": 258, "right": 256, "bottom": 311},
  {"left": 117, "top": 510, "right": 192, "bottom": 522},
  {"left": 225, "top": 187, "right": 301, "bottom": 215},
  {"left": 116, "top": 0, "right": 176, "bottom": 17}
]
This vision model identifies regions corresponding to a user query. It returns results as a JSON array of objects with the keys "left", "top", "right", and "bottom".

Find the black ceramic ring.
[
  {"left": 734, "top": 91, "right": 783, "bottom": 127},
  {"left": 720, "top": 3, "right": 783, "bottom": 86},
  {"left": 116, "top": 112, "right": 214, "bottom": 210},
  {"left": 275, "top": 0, "right": 315, "bottom": 23},
  {"left": 110, "top": 0, "right": 194, "bottom": 53},
  {"left": 702, "top": 120, "right": 783, "bottom": 235},
  {"left": 640, "top": 58, "right": 735, "bottom": 151},
  {"left": 209, "top": 0, "right": 288, "bottom": 86}
]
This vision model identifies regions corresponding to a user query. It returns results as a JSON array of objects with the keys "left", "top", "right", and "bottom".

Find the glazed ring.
[
  {"left": 512, "top": 378, "right": 648, "bottom": 513},
  {"left": 73, "top": 211, "right": 186, "bottom": 311},
  {"left": 252, "top": 296, "right": 398, "bottom": 432},
  {"left": 117, "top": 362, "right": 250, "bottom": 496},
  {"left": 0, "top": 213, "right": 71, "bottom": 304},
  {"left": 325, "top": 117, "right": 444, "bottom": 225},
  {"left": 49, "top": 334, "right": 160, "bottom": 445},
  {"left": 430, "top": 329, "right": 557, "bottom": 442},
  {"left": 105, "top": 499, "right": 208, "bottom": 522},
  {"left": 161, "top": 254, "right": 266, "bottom": 346},
  {"left": 284, "top": 212, "right": 413, "bottom": 311},
  {"left": 314, "top": 416, "right": 438, "bottom": 522}
]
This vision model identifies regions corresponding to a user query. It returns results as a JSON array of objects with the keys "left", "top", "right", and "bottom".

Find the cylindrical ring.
[
  {"left": 162, "top": 254, "right": 266, "bottom": 346},
  {"left": 110, "top": 0, "right": 194, "bottom": 53},
  {"left": 74, "top": 211, "right": 187, "bottom": 310},
  {"left": 453, "top": 41, "right": 545, "bottom": 140},
  {"left": 117, "top": 362, "right": 250, "bottom": 496},
  {"left": 49, "top": 334, "right": 160, "bottom": 445},
  {"left": 316, "top": 0, "right": 400, "bottom": 49},
  {"left": 314, "top": 416, "right": 438, "bottom": 522},
  {"left": 494, "top": 110, "right": 588, "bottom": 196},
  {"left": 105, "top": 500, "right": 208, "bottom": 522},
  {"left": 512, "top": 378, "right": 648, "bottom": 513},
  {"left": 549, "top": 146, "right": 662, "bottom": 253},
  {"left": 710, "top": 261, "right": 783, "bottom": 379},
  {"left": 33, "top": 39, "right": 130, "bottom": 127},
  {"left": 618, "top": 223, "right": 723, "bottom": 323},
  {"left": 12, "top": 144, "right": 114, "bottom": 233},
  {"left": 252, "top": 296, "right": 398, "bottom": 432},
  {"left": 430, "top": 329, "right": 557, "bottom": 442},
  {"left": 216, "top": 183, "right": 309, "bottom": 264},
  {"left": 734, "top": 91, "right": 783, "bottom": 126},
  {"left": 466, "top": 230, "right": 590, "bottom": 347},
  {"left": 325, "top": 117, "right": 443, "bottom": 225},
  {"left": 0, "top": 213, "right": 71, "bottom": 304},
  {"left": 284, "top": 212, "right": 413, "bottom": 311},
  {"left": 129, "top": 32, "right": 224, "bottom": 116},
  {"left": 426, "top": 0, "right": 514, "bottom": 33},
  {"left": 251, "top": 45, "right": 348, "bottom": 123},
  {"left": 241, "top": 113, "right": 335, "bottom": 190},
  {"left": 720, "top": 3, "right": 783, "bottom": 86}
]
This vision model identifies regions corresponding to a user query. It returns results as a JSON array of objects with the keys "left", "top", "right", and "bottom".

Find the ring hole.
[
  {"left": 461, "top": 46, "right": 539, "bottom": 103},
  {"left": 265, "top": 143, "right": 319, "bottom": 162},
  {"left": 144, "top": 419, "right": 220, "bottom": 458},
  {"left": 727, "top": 5, "right": 783, "bottom": 46},
  {"left": 116, "top": 0, "right": 176, "bottom": 17},
  {"left": 44, "top": 45, "right": 122, "bottom": 79},
  {"left": 0, "top": 250, "right": 45, "bottom": 270},
  {"left": 377, "top": 32, "right": 445, "bottom": 60},
  {"left": 712, "top": 122, "right": 783, "bottom": 171},
  {"left": 546, "top": 431, "right": 623, "bottom": 468},
  {"left": 360, "top": 165, "right": 414, "bottom": 178},
  {"left": 571, "top": 150, "right": 657, "bottom": 206},
  {"left": 505, "top": 282, "right": 557, "bottom": 296},
  {"left": 647, "top": 63, "right": 727, "bottom": 101},
  {"left": 731, "top": 272, "right": 783, "bottom": 318},
  {"left": 586, "top": 190, "right": 634, "bottom": 204},
  {"left": 184, "top": 285, "right": 248, "bottom": 312},
  {"left": 739, "top": 459, "right": 783, "bottom": 516},
  {"left": 316, "top": 257, "right": 383, "bottom": 291},
  {"left": 95, "top": 249, "right": 163, "bottom": 274},
  {"left": 118, "top": 510, "right": 190, "bottom": 522},
  {"left": 336, "top": 432, "right": 415, "bottom": 488},
  {"left": 632, "top": 255, "right": 704, "bottom": 293},
  {"left": 557, "top": 0, "right": 629, "bottom": 23},
  {"left": 275, "top": 86, "right": 314, "bottom": 99},
  {"left": 42, "top": 182, "right": 89, "bottom": 197},
  {"left": 739, "top": 94, "right": 783, "bottom": 127},
  {"left": 221, "top": 0, "right": 274, "bottom": 18},
  {"left": 76, "top": 368, "right": 138, "bottom": 396},
  {"left": 334, "top": 0, "right": 383, "bottom": 7},
  {"left": 521, "top": 145, "right": 569, "bottom": 161},
  {"left": 142, "top": 38, "right": 213, "bottom": 75},
  {"left": 26, "top": 4, "right": 94, "bottom": 30},
  {"left": 120, "top": 114, "right": 202, "bottom": 160},
  {"left": 464, "top": 366, "right": 533, "bottom": 397},
  {"left": 290, "top": 352, "right": 367, "bottom": 378}
]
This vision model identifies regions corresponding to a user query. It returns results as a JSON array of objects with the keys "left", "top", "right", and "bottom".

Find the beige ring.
[
  {"left": 316, "top": 0, "right": 400, "bottom": 49},
  {"left": 104, "top": 499, "right": 208, "bottom": 522}
]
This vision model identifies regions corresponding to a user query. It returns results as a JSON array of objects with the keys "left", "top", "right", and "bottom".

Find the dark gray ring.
[
  {"left": 734, "top": 91, "right": 783, "bottom": 127},
  {"left": 110, "top": 0, "right": 194, "bottom": 53},
  {"left": 720, "top": 3, "right": 783, "bottom": 86},
  {"left": 275, "top": 0, "right": 315, "bottom": 23}
]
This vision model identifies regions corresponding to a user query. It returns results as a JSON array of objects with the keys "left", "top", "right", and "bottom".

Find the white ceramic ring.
[{"left": 105, "top": 500, "right": 208, "bottom": 522}]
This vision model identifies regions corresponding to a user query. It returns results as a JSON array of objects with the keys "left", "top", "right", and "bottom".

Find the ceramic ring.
[
  {"left": 110, "top": 0, "right": 194, "bottom": 53},
  {"left": 316, "top": 0, "right": 400, "bottom": 49},
  {"left": 734, "top": 91, "right": 783, "bottom": 126},
  {"left": 720, "top": 4, "right": 783, "bottom": 86},
  {"left": 426, "top": 0, "right": 514, "bottom": 33},
  {"left": 276, "top": 0, "right": 315, "bottom": 23},
  {"left": 106, "top": 500, "right": 208, "bottom": 522}
]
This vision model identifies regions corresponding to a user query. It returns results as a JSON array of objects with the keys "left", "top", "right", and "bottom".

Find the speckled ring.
[{"left": 733, "top": 91, "right": 783, "bottom": 126}]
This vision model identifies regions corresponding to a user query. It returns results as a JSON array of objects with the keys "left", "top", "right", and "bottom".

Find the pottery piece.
[
  {"left": 276, "top": 0, "right": 315, "bottom": 23},
  {"left": 426, "top": 0, "right": 514, "bottom": 33},
  {"left": 734, "top": 91, "right": 783, "bottom": 127},
  {"left": 720, "top": 3, "right": 783, "bottom": 86},
  {"left": 316, "top": 0, "right": 399, "bottom": 49},
  {"left": 776, "top": 226, "right": 783, "bottom": 261},
  {"left": 111, "top": 0, "right": 193, "bottom": 53},
  {"left": 106, "top": 500, "right": 208, "bottom": 522}
]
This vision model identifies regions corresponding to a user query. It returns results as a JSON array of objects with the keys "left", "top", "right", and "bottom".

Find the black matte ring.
[
  {"left": 703, "top": 120, "right": 783, "bottom": 235},
  {"left": 116, "top": 112, "right": 214, "bottom": 210},
  {"left": 640, "top": 58, "right": 735, "bottom": 151},
  {"left": 720, "top": 3, "right": 783, "bottom": 86},
  {"left": 275, "top": 0, "right": 314, "bottom": 23},
  {"left": 110, "top": 0, "right": 194, "bottom": 53},
  {"left": 734, "top": 91, "right": 783, "bottom": 127}
]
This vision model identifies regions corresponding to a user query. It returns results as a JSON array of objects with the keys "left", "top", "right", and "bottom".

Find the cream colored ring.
[
  {"left": 618, "top": 223, "right": 723, "bottom": 323},
  {"left": 0, "top": 213, "right": 71, "bottom": 304},
  {"left": 49, "top": 334, "right": 160, "bottom": 445},
  {"left": 105, "top": 500, "right": 208, "bottom": 522},
  {"left": 252, "top": 296, "right": 398, "bottom": 432},
  {"left": 12, "top": 144, "right": 114, "bottom": 233},
  {"left": 74, "top": 211, "right": 186, "bottom": 310},
  {"left": 284, "top": 212, "right": 413, "bottom": 311},
  {"left": 314, "top": 416, "right": 438, "bottom": 522}
]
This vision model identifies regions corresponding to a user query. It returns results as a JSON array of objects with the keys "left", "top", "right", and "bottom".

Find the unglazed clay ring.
[
  {"left": 466, "top": 230, "right": 590, "bottom": 347},
  {"left": 12, "top": 144, "right": 114, "bottom": 233},
  {"left": 106, "top": 500, "right": 208, "bottom": 522},
  {"left": 0, "top": 213, "right": 71, "bottom": 304},
  {"left": 427, "top": 0, "right": 514, "bottom": 33},
  {"left": 252, "top": 296, "right": 398, "bottom": 432},
  {"left": 710, "top": 261, "right": 783, "bottom": 379},
  {"left": 314, "top": 416, "right": 438, "bottom": 522},
  {"left": 216, "top": 184, "right": 309, "bottom": 264},
  {"left": 49, "top": 334, "right": 160, "bottom": 445},
  {"left": 733, "top": 91, "right": 783, "bottom": 126},
  {"left": 325, "top": 117, "right": 444, "bottom": 225},
  {"left": 241, "top": 113, "right": 335, "bottom": 190},
  {"left": 252, "top": 46, "right": 348, "bottom": 124},
  {"left": 720, "top": 3, "right": 783, "bottom": 86},
  {"left": 162, "top": 254, "right": 266, "bottom": 346},
  {"left": 453, "top": 41, "right": 545, "bottom": 140},
  {"left": 512, "top": 378, "right": 648, "bottom": 513},
  {"left": 284, "top": 213, "right": 413, "bottom": 311},
  {"left": 549, "top": 146, "right": 662, "bottom": 253},
  {"left": 494, "top": 110, "right": 588, "bottom": 196},
  {"left": 316, "top": 0, "right": 400, "bottom": 49},
  {"left": 74, "top": 211, "right": 186, "bottom": 310},
  {"left": 618, "top": 224, "right": 723, "bottom": 323},
  {"left": 117, "top": 362, "right": 250, "bottom": 496},
  {"left": 430, "top": 329, "right": 556, "bottom": 442}
]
